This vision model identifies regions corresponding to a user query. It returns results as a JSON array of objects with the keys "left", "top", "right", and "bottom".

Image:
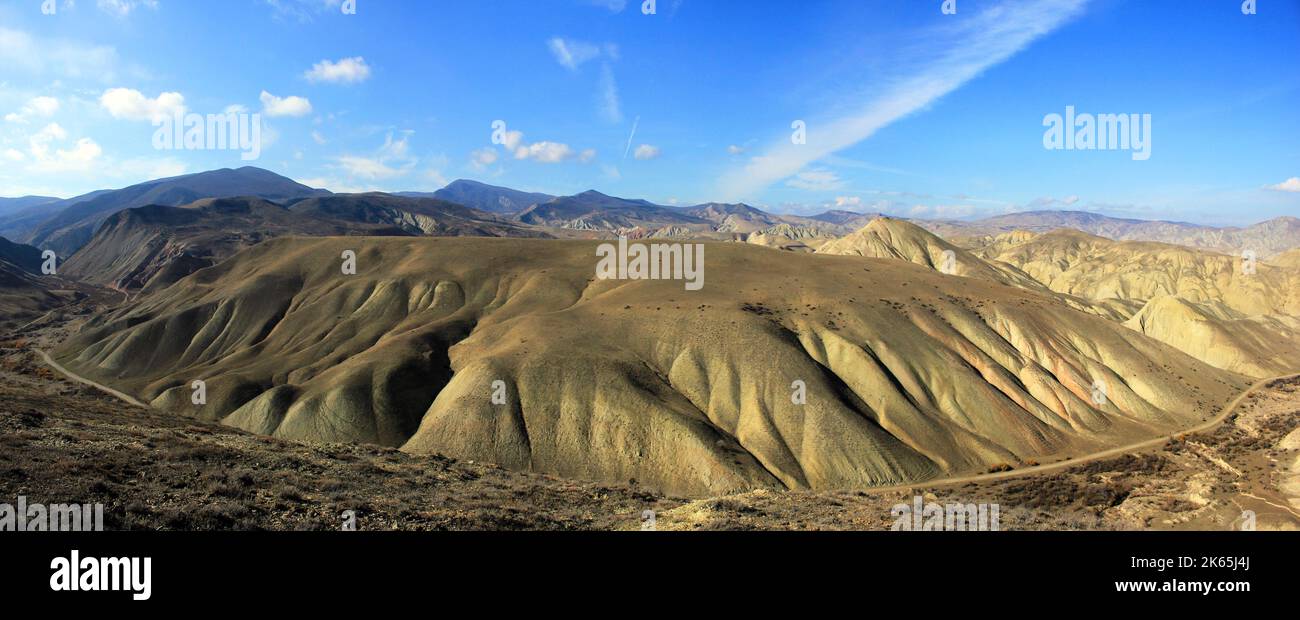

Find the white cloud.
[
  {"left": 1266, "top": 177, "right": 1300, "bottom": 193},
  {"left": 260, "top": 91, "right": 313, "bottom": 117},
  {"left": 717, "top": 0, "right": 1088, "bottom": 200},
  {"left": 514, "top": 141, "right": 575, "bottom": 164},
  {"left": 100, "top": 88, "right": 185, "bottom": 122},
  {"left": 3, "top": 149, "right": 25, "bottom": 162},
  {"left": 4, "top": 96, "right": 60, "bottom": 124},
  {"left": 727, "top": 145, "right": 745, "bottom": 155},
  {"left": 547, "top": 38, "right": 603, "bottom": 71},
  {"left": 487, "top": 127, "right": 592, "bottom": 165},
  {"left": 497, "top": 129, "right": 524, "bottom": 151},
  {"left": 311, "top": 130, "right": 327, "bottom": 145},
  {"left": 834, "top": 196, "right": 862, "bottom": 208},
  {"left": 25, "top": 123, "right": 103, "bottom": 173},
  {"left": 785, "top": 169, "right": 844, "bottom": 191},
  {"left": 633, "top": 144, "right": 661, "bottom": 160},
  {"left": 304, "top": 57, "right": 372, "bottom": 84}
]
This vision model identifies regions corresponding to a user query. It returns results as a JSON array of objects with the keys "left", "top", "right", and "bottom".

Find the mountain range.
[
  {"left": 8, "top": 167, "right": 1297, "bottom": 264},
  {"left": 15, "top": 167, "right": 329, "bottom": 258}
]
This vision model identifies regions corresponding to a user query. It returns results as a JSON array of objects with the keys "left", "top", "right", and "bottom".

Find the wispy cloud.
[
  {"left": 4, "top": 97, "right": 60, "bottom": 124},
  {"left": 583, "top": 0, "right": 627, "bottom": 14},
  {"left": 334, "top": 131, "right": 417, "bottom": 180},
  {"left": 0, "top": 27, "right": 144, "bottom": 84},
  {"left": 716, "top": 0, "right": 1088, "bottom": 201},
  {"left": 598, "top": 63, "right": 622, "bottom": 123},
  {"left": 547, "top": 38, "right": 603, "bottom": 72},
  {"left": 785, "top": 169, "right": 844, "bottom": 191},
  {"left": 264, "top": 0, "right": 345, "bottom": 22},
  {"left": 96, "top": 0, "right": 159, "bottom": 17}
]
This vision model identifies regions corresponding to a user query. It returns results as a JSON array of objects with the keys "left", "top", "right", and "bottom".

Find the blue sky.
[{"left": 0, "top": 0, "right": 1296, "bottom": 225}]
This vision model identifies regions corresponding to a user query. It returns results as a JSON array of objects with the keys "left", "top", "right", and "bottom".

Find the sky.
[{"left": 0, "top": 0, "right": 1297, "bottom": 225}]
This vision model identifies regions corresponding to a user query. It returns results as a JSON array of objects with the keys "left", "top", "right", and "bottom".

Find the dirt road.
[{"left": 36, "top": 348, "right": 150, "bottom": 409}]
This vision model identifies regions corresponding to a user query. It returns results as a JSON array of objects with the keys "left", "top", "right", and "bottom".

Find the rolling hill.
[{"left": 54, "top": 237, "right": 1249, "bottom": 496}]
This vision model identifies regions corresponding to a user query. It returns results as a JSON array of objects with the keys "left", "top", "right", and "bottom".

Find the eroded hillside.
[{"left": 55, "top": 237, "right": 1251, "bottom": 496}]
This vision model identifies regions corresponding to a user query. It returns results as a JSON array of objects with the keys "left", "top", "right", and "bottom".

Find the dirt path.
[
  {"left": 868, "top": 373, "right": 1300, "bottom": 494},
  {"left": 35, "top": 348, "right": 150, "bottom": 409}
]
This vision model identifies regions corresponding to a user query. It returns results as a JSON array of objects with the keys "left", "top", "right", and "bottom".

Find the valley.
[{"left": 1, "top": 167, "right": 1297, "bottom": 528}]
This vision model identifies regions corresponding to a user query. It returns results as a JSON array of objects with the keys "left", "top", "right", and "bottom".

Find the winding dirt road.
[{"left": 36, "top": 349, "right": 150, "bottom": 409}]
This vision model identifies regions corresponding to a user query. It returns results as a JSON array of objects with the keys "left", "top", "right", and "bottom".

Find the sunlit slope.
[
  {"left": 975, "top": 229, "right": 1300, "bottom": 317},
  {"left": 55, "top": 237, "right": 1249, "bottom": 495},
  {"left": 974, "top": 230, "right": 1300, "bottom": 376},
  {"left": 1124, "top": 296, "right": 1300, "bottom": 378},
  {"left": 818, "top": 218, "right": 1048, "bottom": 291},
  {"left": 816, "top": 218, "right": 1125, "bottom": 319}
]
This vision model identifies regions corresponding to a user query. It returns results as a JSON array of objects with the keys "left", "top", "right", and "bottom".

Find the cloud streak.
[{"left": 716, "top": 0, "right": 1088, "bottom": 201}]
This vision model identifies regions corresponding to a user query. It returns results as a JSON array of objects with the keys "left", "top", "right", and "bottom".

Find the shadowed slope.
[
  {"left": 62, "top": 194, "right": 550, "bottom": 293},
  {"left": 55, "top": 237, "right": 1249, "bottom": 495},
  {"left": 25, "top": 167, "right": 327, "bottom": 256}
]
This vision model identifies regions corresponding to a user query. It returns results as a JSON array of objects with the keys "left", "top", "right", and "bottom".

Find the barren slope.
[
  {"left": 974, "top": 230, "right": 1300, "bottom": 376},
  {"left": 55, "top": 237, "right": 1250, "bottom": 496}
]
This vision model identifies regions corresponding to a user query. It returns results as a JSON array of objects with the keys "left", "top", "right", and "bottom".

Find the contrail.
[{"left": 622, "top": 115, "right": 640, "bottom": 160}]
